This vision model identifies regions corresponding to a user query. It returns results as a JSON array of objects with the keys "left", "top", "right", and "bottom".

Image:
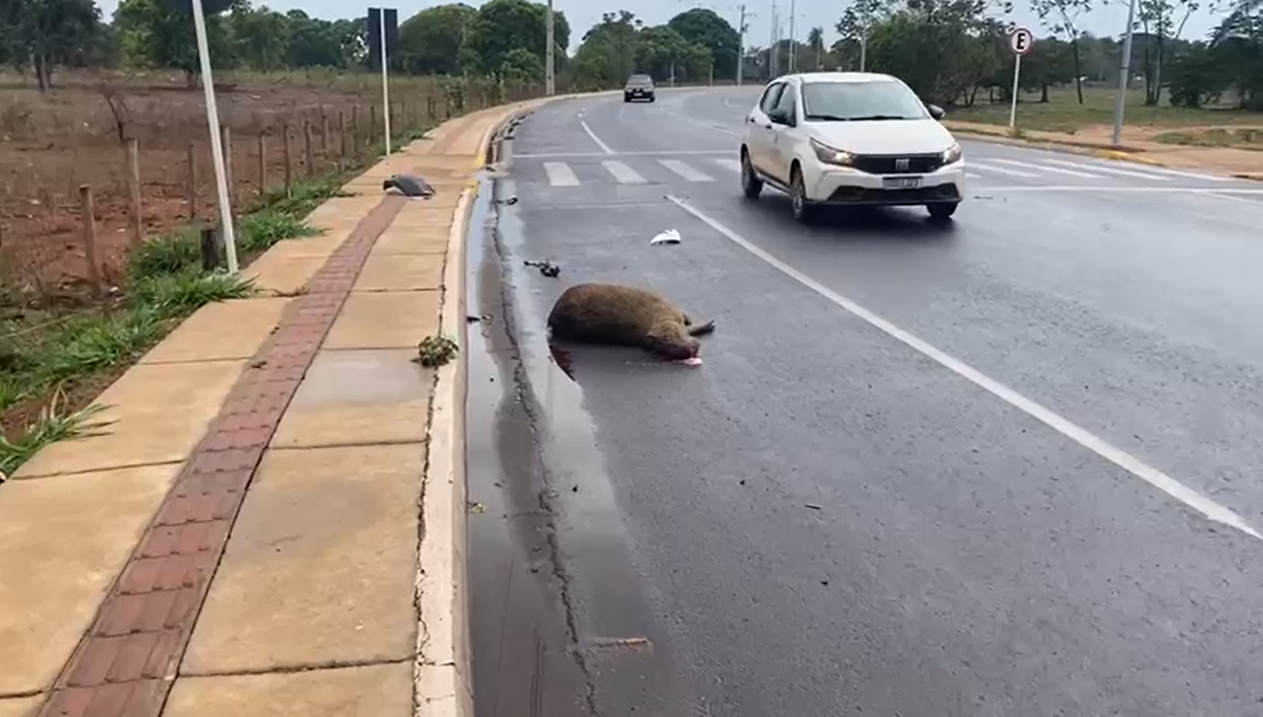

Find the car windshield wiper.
[{"left": 842, "top": 114, "right": 915, "bottom": 121}]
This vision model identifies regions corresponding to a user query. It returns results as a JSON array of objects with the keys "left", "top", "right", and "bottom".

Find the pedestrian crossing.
[{"left": 521, "top": 154, "right": 1233, "bottom": 189}]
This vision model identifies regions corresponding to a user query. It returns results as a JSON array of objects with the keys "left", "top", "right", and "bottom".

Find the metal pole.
[
  {"left": 859, "top": 33, "right": 867, "bottom": 72},
  {"left": 1111, "top": 0, "right": 1137, "bottom": 146},
  {"left": 545, "top": 0, "right": 556, "bottom": 96},
  {"left": 191, "top": 0, "right": 238, "bottom": 274},
  {"left": 736, "top": 4, "right": 746, "bottom": 86},
  {"left": 379, "top": 8, "right": 391, "bottom": 155},
  {"left": 1009, "top": 53, "right": 1022, "bottom": 130},
  {"left": 769, "top": 0, "right": 777, "bottom": 77},
  {"left": 788, "top": 0, "right": 796, "bottom": 73}
]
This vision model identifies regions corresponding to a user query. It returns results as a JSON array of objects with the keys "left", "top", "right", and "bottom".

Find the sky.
[{"left": 94, "top": 0, "right": 1230, "bottom": 54}]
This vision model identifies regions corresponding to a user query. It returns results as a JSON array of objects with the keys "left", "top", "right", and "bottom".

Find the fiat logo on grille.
[{"left": 894, "top": 158, "right": 910, "bottom": 171}]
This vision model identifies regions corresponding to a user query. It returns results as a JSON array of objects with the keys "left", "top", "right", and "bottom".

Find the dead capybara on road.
[{"left": 546, "top": 282, "right": 716, "bottom": 361}]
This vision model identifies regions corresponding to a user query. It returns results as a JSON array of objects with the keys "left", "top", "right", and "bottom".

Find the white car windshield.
[{"left": 801, "top": 80, "right": 930, "bottom": 122}]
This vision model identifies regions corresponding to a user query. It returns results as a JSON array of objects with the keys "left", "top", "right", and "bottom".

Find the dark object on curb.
[
  {"left": 494, "top": 196, "right": 518, "bottom": 206},
  {"left": 547, "top": 282, "right": 716, "bottom": 362},
  {"left": 383, "top": 173, "right": 435, "bottom": 198},
  {"left": 524, "top": 259, "right": 560, "bottom": 278}
]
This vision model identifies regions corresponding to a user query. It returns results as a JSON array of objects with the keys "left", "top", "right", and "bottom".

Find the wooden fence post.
[
  {"left": 257, "top": 132, "right": 267, "bottom": 195},
  {"left": 321, "top": 110, "right": 330, "bottom": 156},
  {"left": 369, "top": 105, "right": 377, "bottom": 144},
  {"left": 282, "top": 123, "right": 293, "bottom": 190},
  {"left": 186, "top": 142, "right": 197, "bottom": 220},
  {"left": 338, "top": 111, "right": 348, "bottom": 164},
  {"left": 78, "top": 185, "right": 101, "bottom": 296},
  {"left": 351, "top": 106, "right": 360, "bottom": 152},
  {"left": 220, "top": 124, "right": 234, "bottom": 212},
  {"left": 303, "top": 120, "right": 314, "bottom": 177},
  {"left": 200, "top": 226, "right": 221, "bottom": 271},
  {"left": 125, "top": 137, "right": 143, "bottom": 247}
]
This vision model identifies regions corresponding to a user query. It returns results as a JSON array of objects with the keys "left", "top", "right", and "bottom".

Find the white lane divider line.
[
  {"left": 967, "top": 161, "right": 1039, "bottom": 178},
  {"left": 580, "top": 119, "right": 616, "bottom": 155},
  {"left": 543, "top": 162, "right": 580, "bottom": 187},
  {"left": 1043, "top": 158, "right": 1170, "bottom": 181},
  {"left": 660, "top": 159, "right": 714, "bottom": 182},
  {"left": 664, "top": 193, "right": 1263, "bottom": 542},
  {"left": 602, "top": 160, "right": 647, "bottom": 184}
]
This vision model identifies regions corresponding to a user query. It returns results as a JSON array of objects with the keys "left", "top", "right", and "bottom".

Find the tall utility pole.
[
  {"left": 769, "top": 0, "right": 778, "bottom": 78},
  {"left": 545, "top": 0, "right": 555, "bottom": 95},
  {"left": 1111, "top": 0, "right": 1137, "bottom": 146},
  {"left": 787, "top": 0, "right": 796, "bottom": 73},
  {"left": 736, "top": 4, "right": 749, "bottom": 86}
]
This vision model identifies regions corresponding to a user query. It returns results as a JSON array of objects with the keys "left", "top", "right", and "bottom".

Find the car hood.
[{"left": 808, "top": 119, "right": 955, "bottom": 155}]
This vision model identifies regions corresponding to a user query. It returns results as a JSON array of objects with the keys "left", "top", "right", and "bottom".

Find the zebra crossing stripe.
[
  {"left": 602, "top": 160, "right": 647, "bottom": 184},
  {"left": 1043, "top": 158, "right": 1170, "bottom": 181},
  {"left": 967, "top": 161, "right": 1038, "bottom": 178},
  {"left": 543, "top": 162, "right": 580, "bottom": 187},
  {"left": 714, "top": 158, "right": 743, "bottom": 172},
  {"left": 990, "top": 158, "right": 1099, "bottom": 179},
  {"left": 660, "top": 159, "right": 714, "bottom": 182}
]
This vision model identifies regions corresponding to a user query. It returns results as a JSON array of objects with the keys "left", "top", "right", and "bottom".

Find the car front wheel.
[
  {"left": 740, "top": 150, "right": 763, "bottom": 200},
  {"left": 927, "top": 202, "right": 958, "bottom": 221},
  {"left": 790, "top": 165, "right": 817, "bottom": 224}
]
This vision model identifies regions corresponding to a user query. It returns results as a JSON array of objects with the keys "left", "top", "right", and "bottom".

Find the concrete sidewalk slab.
[
  {"left": 140, "top": 298, "right": 291, "bottom": 365},
  {"left": 355, "top": 253, "right": 445, "bottom": 291},
  {"left": 0, "top": 696, "right": 41, "bottom": 717},
  {"left": 0, "top": 464, "right": 177, "bottom": 695},
  {"left": 180, "top": 444, "right": 422, "bottom": 674},
  {"left": 165, "top": 663, "right": 413, "bottom": 717},
  {"left": 323, "top": 291, "right": 441, "bottom": 350},
  {"left": 269, "top": 349, "right": 432, "bottom": 449},
  {"left": 12, "top": 361, "right": 244, "bottom": 479}
]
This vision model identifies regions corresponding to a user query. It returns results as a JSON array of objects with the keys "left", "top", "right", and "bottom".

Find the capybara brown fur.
[{"left": 546, "top": 283, "right": 716, "bottom": 361}]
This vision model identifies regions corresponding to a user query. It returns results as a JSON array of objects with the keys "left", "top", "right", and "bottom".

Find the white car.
[{"left": 739, "top": 71, "right": 965, "bottom": 223}]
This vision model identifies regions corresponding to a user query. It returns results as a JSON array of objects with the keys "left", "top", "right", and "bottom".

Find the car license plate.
[{"left": 882, "top": 176, "right": 923, "bottom": 190}]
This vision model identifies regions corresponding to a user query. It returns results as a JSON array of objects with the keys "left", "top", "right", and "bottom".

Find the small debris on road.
[
  {"left": 467, "top": 501, "right": 487, "bottom": 514},
  {"left": 494, "top": 196, "right": 518, "bottom": 206},
  {"left": 650, "top": 228, "right": 681, "bottom": 245},
  {"left": 524, "top": 259, "right": 561, "bottom": 278},
  {"left": 466, "top": 314, "right": 491, "bottom": 324},
  {"left": 804, "top": 503, "right": 823, "bottom": 510}
]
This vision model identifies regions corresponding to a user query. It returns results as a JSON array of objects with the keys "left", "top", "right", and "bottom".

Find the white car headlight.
[
  {"left": 810, "top": 138, "right": 854, "bottom": 167},
  {"left": 941, "top": 142, "right": 962, "bottom": 164}
]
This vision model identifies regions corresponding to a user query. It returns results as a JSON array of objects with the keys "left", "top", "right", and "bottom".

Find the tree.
[
  {"left": 666, "top": 7, "right": 740, "bottom": 79},
  {"left": 1029, "top": 0, "right": 1093, "bottom": 104},
  {"left": 806, "top": 26, "right": 825, "bottom": 70},
  {"left": 114, "top": 0, "right": 237, "bottom": 85},
  {"left": 1134, "top": 0, "right": 1199, "bottom": 105},
  {"left": 230, "top": 4, "right": 289, "bottom": 72},
  {"left": 398, "top": 3, "right": 475, "bottom": 75},
  {"left": 571, "top": 10, "right": 641, "bottom": 88},
  {"left": 461, "top": 0, "right": 570, "bottom": 79},
  {"left": 2, "top": 0, "right": 106, "bottom": 91}
]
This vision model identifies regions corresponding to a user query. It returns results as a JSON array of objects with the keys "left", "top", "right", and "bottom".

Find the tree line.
[{"left": 3, "top": 0, "right": 1259, "bottom": 111}]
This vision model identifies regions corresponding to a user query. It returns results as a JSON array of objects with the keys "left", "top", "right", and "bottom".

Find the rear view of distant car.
[{"left": 624, "top": 74, "right": 656, "bottom": 103}]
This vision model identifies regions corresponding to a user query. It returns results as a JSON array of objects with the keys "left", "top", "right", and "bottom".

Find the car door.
[
  {"left": 745, "top": 82, "right": 784, "bottom": 175},
  {"left": 764, "top": 79, "right": 801, "bottom": 184}
]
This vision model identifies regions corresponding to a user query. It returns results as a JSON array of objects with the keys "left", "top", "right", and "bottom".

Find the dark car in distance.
[{"left": 624, "top": 74, "right": 656, "bottom": 103}]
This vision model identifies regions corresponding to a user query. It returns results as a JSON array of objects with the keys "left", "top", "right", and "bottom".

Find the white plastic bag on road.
[{"left": 650, "top": 229, "right": 681, "bottom": 245}]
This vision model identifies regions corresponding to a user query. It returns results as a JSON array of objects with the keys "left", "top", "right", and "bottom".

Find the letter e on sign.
[{"left": 1009, "top": 27, "right": 1035, "bottom": 57}]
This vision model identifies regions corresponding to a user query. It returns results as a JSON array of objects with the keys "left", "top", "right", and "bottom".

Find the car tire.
[
  {"left": 790, "top": 165, "right": 817, "bottom": 224},
  {"left": 648, "top": 96, "right": 656, "bottom": 102},
  {"left": 927, "top": 202, "right": 958, "bottom": 221},
  {"left": 740, "top": 150, "right": 763, "bottom": 200},
  {"left": 623, "top": 94, "right": 631, "bottom": 103}
]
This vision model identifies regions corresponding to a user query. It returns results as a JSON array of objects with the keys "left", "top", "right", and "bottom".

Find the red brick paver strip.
[{"left": 36, "top": 194, "right": 408, "bottom": 717}]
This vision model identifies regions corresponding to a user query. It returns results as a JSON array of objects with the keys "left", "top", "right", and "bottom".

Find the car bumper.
[
  {"left": 624, "top": 90, "right": 655, "bottom": 100},
  {"left": 806, "top": 161, "right": 965, "bottom": 206}
]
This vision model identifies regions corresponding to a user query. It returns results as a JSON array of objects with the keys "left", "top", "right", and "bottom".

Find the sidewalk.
[
  {"left": 0, "top": 96, "right": 552, "bottom": 717},
  {"left": 944, "top": 120, "right": 1263, "bottom": 180}
]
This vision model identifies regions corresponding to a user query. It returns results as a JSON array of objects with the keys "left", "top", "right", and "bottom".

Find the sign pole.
[
  {"left": 1006, "top": 27, "right": 1034, "bottom": 133},
  {"left": 1008, "top": 53, "right": 1022, "bottom": 130},
  {"left": 379, "top": 8, "right": 391, "bottom": 155},
  {"left": 191, "top": 0, "right": 238, "bottom": 274}
]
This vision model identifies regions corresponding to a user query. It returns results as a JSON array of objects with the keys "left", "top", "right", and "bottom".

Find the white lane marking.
[
  {"left": 543, "top": 162, "right": 580, "bottom": 187},
  {"left": 966, "top": 172, "right": 983, "bottom": 180},
  {"left": 1200, "top": 191, "right": 1263, "bottom": 206},
  {"left": 967, "top": 161, "right": 1039, "bottom": 178},
  {"left": 660, "top": 159, "right": 715, "bottom": 182},
  {"left": 664, "top": 194, "right": 1263, "bottom": 541},
  {"left": 988, "top": 158, "right": 1100, "bottom": 179},
  {"left": 602, "top": 160, "right": 647, "bottom": 184},
  {"left": 580, "top": 119, "right": 616, "bottom": 155},
  {"left": 1043, "top": 158, "right": 1170, "bottom": 181},
  {"left": 714, "top": 158, "right": 743, "bottom": 172}
]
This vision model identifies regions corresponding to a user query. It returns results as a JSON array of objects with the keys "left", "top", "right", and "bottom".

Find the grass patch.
[
  {"left": 0, "top": 388, "right": 112, "bottom": 480},
  {"left": 948, "top": 85, "right": 1260, "bottom": 134},
  {"left": 1153, "top": 127, "right": 1263, "bottom": 151}
]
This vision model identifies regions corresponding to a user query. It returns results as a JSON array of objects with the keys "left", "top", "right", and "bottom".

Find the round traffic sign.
[{"left": 1009, "top": 27, "right": 1035, "bottom": 56}]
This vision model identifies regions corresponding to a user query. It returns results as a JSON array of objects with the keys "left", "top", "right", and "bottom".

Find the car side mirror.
[
  {"left": 767, "top": 107, "right": 794, "bottom": 126},
  {"left": 927, "top": 104, "right": 946, "bottom": 120}
]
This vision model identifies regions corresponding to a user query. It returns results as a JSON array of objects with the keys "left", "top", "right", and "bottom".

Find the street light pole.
[
  {"left": 736, "top": 4, "right": 748, "bottom": 85},
  {"left": 1110, "top": 0, "right": 1137, "bottom": 146},
  {"left": 787, "top": 0, "right": 797, "bottom": 73},
  {"left": 545, "top": 0, "right": 555, "bottom": 96}
]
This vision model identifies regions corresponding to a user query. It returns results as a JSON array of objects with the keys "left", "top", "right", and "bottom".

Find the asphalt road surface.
[{"left": 467, "top": 87, "right": 1263, "bottom": 717}]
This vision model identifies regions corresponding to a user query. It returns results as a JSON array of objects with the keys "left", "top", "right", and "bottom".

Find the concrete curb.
[{"left": 415, "top": 184, "right": 475, "bottom": 717}]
